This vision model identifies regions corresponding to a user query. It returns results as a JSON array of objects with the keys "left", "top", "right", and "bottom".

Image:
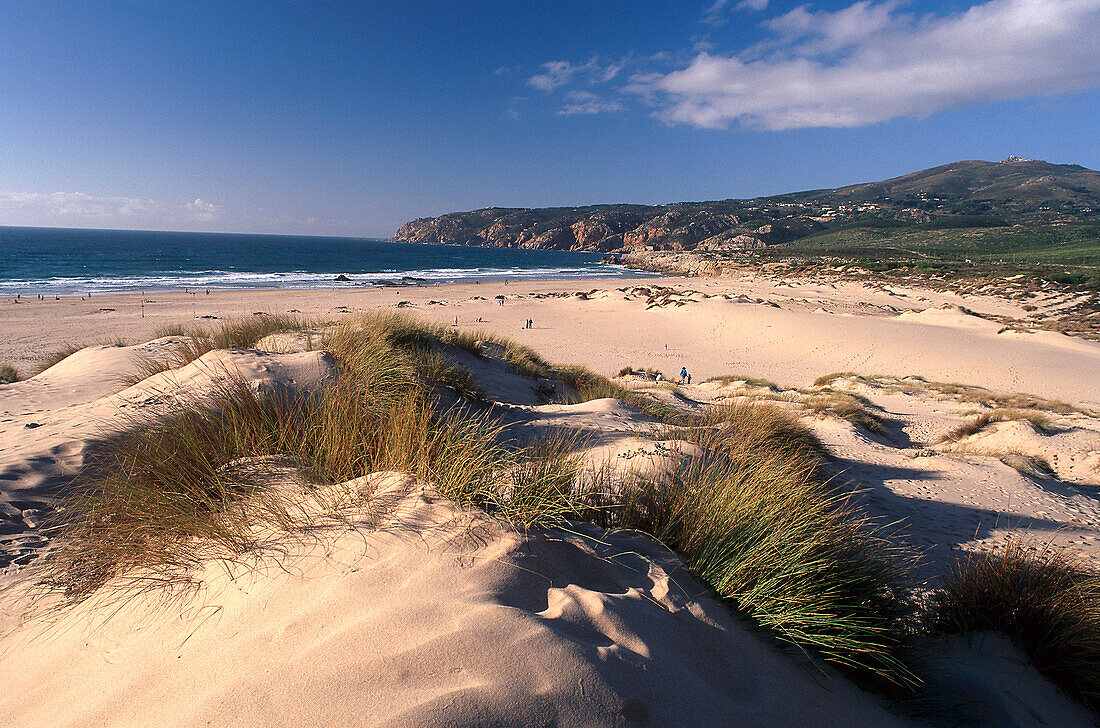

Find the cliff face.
[
  {"left": 392, "top": 158, "right": 1100, "bottom": 253},
  {"left": 392, "top": 206, "right": 791, "bottom": 253}
]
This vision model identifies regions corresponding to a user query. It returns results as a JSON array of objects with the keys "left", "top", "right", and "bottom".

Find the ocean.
[{"left": 0, "top": 226, "right": 648, "bottom": 296}]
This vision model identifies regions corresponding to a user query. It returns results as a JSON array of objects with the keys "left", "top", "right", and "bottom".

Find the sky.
[{"left": 1, "top": 0, "right": 1099, "bottom": 238}]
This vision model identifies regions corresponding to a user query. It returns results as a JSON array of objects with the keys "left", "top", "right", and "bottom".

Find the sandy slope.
[
  {"left": 0, "top": 473, "right": 918, "bottom": 728},
  {"left": 2, "top": 275, "right": 1097, "bottom": 405},
  {"left": 0, "top": 343, "right": 333, "bottom": 568},
  {"left": 0, "top": 276, "right": 1098, "bottom": 726}
]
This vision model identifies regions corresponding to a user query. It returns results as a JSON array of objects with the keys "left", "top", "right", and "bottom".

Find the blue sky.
[{"left": 1, "top": 0, "right": 1098, "bottom": 237}]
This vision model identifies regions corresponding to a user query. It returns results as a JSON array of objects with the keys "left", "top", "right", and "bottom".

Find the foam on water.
[{"left": 0, "top": 226, "right": 649, "bottom": 295}]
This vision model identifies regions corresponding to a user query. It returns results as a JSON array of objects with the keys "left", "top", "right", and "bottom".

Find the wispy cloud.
[
  {"left": 0, "top": 190, "right": 226, "bottom": 229},
  {"left": 558, "top": 91, "right": 624, "bottom": 116},
  {"left": 703, "top": 0, "right": 768, "bottom": 25},
  {"left": 629, "top": 0, "right": 1100, "bottom": 131},
  {"left": 525, "top": 57, "right": 630, "bottom": 116},
  {"left": 527, "top": 60, "right": 589, "bottom": 91}
]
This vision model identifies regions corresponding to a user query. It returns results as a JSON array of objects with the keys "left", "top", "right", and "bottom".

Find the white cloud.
[
  {"left": 703, "top": 0, "right": 731, "bottom": 25},
  {"left": 0, "top": 190, "right": 225, "bottom": 229},
  {"left": 527, "top": 60, "right": 587, "bottom": 91},
  {"left": 629, "top": 0, "right": 1100, "bottom": 130},
  {"left": 185, "top": 198, "right": 223, "bottom": 221},
  {"left": 557, "top": 91, "right": 624, "bottom": 116},
  {"left": 704, "top": 0, "right": 768, "bottom": 25},
  {"left": 526, "top": 57, "right": 629, "bottom": 92}
]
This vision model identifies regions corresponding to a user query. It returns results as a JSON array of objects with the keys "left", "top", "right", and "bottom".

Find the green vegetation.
[
  {"left": 600, "top": 402, "right": 912, "bottom": 681},
  {"left": 43, "top": 315, "right": 576, "bottom": 601},
  {"left": 37, "top": 319, "right": 1100, "bottom": 707},
  {"left": 748, "top": 223, "right": 1100, "bottom": 289},
  {"left": 930, "top": 539, "right": 1100, "bottom": 710}
]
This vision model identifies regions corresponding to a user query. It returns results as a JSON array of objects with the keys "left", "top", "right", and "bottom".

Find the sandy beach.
[
  {"left": 3, "top": 273, "right": 1098, "bottom": 405},
  {"left": 2, "top": 271, "right": 1099, "bottom": 726}
]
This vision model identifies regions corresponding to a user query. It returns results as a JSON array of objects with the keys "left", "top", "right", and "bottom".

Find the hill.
[{"left": 392, "top": 158, "right": 1100, "bottom": 253}]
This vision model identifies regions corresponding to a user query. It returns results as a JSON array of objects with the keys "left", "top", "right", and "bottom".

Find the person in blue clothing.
[{"left": 680, "top": 366, "right": 688, "bottom": 384}]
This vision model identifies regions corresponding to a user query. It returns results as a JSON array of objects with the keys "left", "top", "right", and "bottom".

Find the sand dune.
[
  {"left": 0, "top": 473, "right": 920, "bottom": 728},
  {"left": 1, "top": 277, "right": 1099, "bottom": 726},
  {"left": 0, "top": 343, "right": 333, "bottom": 568}
]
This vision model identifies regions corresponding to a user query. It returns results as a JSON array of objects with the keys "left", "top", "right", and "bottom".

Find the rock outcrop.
[{"left": 392, "top": 158, "right": 1100, "bottom": 253}]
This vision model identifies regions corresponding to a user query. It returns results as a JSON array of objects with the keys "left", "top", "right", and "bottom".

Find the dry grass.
[
  {"left": 0, "top": 364, "right": 19, "bottom": 384},
  {"left": 954, "top": 390, "right": 1078, "bottom": 414},
  {"left": 39, "top": 314, "right": 590, "bottom": 603},
  {"left": 596, "top": 401, "right": 914, "bottom": 682},
  {"left": 617, "top": 366, "right": 665, "bottom": 380},
  {"left": 47, "top": 314, "right": 1100, "bottom": 700},
  {"left": 813, "top": 371, "right": 868, "bottom": 387},
  {"left": 33, "top": 343, "right": 85, "bottom": 375},
  {"left": 804, "top": 392, "right": 883, "bottom": 432},
  {"left": 122, "top": 314, "right": 325, "bottom": 386},
  {"left": 930, "top": 539, "right": 1100, "bottom": 710},
  {"left": 995, "top": 451, "right": 1055, "bottom": 478},
  {"left": 554, "top": 364, "right": 692, "bottom": 425},
  {"left": 707, "top": 373, "right": 780, "bottom": 389},
  {"left": 940, "top": 408, "right": 1056, "bottom": 443},
  {"left": 815, "top": 373, "right": 1085, "bottom": 416}
]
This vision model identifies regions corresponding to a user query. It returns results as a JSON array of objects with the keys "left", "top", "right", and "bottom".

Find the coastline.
[{"left": 3, "top": 273, "right": 1099, "bottom": 406}]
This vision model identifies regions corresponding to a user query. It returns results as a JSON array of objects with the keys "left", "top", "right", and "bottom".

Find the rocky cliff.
[{"left": 392, "top": 158, "right": 1100, "bottom": 253}]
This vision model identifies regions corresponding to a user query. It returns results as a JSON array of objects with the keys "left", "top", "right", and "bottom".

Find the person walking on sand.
[{"left": 680, "top": 366, "right": 688, "bottom": 384}]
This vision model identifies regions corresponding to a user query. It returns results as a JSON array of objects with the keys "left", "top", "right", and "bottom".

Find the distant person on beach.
[{"left": 680, "top": 367, "right": 688, "bottom": 384}]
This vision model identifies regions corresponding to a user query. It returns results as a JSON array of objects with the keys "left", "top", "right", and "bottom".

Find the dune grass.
[
  {"left": 34, "top": 343, "right": 85, "bottom": 375},
  {"left": 804, "top": 391, "right": 883, "bottom": 432},
  {"left": 43, "top": 313, "right": 1100, "bottom": 702},
  {"left": 553, "top": 364, "right": 693, "bottom": 425},
  {"left": 813, "top": 371, "right": 868, "bottom": 387},
  {"left": 813, "top": 373, "right": 1085, "bottom": 416},
  {"left": 40, "top": 314, "right": 583, "bottom": 601},
  {"left": 0, "top": 364, "right": 19, "bottom": 384},
  {"left": 591, "top": 400, "right": 915, "bottom": 682},
  {"left": 375, "top": 314, "right": 691, "bottom": 424},
  {"left": 706, "top": 373, "right": 780, "bottom": 390},
  {"left": 940, "top": 408, "right": 1055, "bottom": 443},
  {"left": 596, "top": 401, "right": 914, "bottom": 683},
  {"left": 929, "top": 539, "right": 1100, "bottom": 709},
  {"left": 121, "top": 314, "right": 325, "bottom": 386},
  {"left": 617, "top": 366, "right": 665, "bottom": 380}
]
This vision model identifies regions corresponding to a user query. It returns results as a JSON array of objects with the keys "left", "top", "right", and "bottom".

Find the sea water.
[{"left": 0, "top": 226, "right": 647, "bottom": 296}]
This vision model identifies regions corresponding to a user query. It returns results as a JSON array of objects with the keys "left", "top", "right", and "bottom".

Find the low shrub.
[
  {"left": 930, "top": 539, "right": 1100, "bottom": 709},
  {"left": 0, "top": 364, "right": 19, "bottom": 384}
]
